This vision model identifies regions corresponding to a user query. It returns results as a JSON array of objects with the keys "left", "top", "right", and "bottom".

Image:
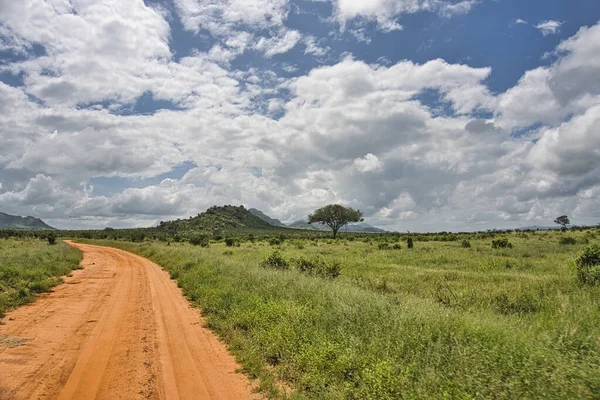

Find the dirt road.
[{"left": 0, "top": 242, "right": 256, "bottom": 400}]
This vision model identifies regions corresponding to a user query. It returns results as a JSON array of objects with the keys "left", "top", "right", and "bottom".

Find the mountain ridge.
[
  {"left": 248, "top": 208, "right": 287, "bottom": 227},
  {"left": 0, "top": 212, "right": 56, "bottom": 230}
]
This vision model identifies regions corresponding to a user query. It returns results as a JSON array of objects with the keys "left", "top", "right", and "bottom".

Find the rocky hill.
[{"left": 0, "top": 212, "right": 56, "bottom": 230}]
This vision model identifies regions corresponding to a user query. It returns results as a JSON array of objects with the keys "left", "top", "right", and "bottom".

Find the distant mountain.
[
  {"left": 248, "top": 208, "right": 287, "bottom": 227},
  {"left": 342, "top": 222, "right": 386, "bottom": 233},
  {"left": 518, "top": 225, "right": 561, "bottom": 231},
  {"left": 288, "top": 219, "right": 385, "bottom": 233},
  {"left": 0, "top": 212, "right": 56, "bottom": 230},
  {"left": 289, "top": 220, "right": 329, "bottom": 231}
]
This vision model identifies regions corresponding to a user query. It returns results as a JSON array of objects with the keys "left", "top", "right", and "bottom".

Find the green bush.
[
  {"left": 260, "top": 251, "right": 289, "bottom": 270},
  {"left": 47, "top": 233, "right": 56, "bottom": 245},
  {"left": 268, "top": 238, "right": 281, "bottom": 246},
  {"left": 392, "top": 243, "right": 402, "bottom": 250},
  {"left": 225, "top": 238, "right": 236, "bottom": 247},
  {"left": 378, "top": 243, "right": 389, "bottom": 250},
  {"left": 576, "top": 245, "right": 600, "bottom": 286},
  {"left": 461, "top": 240, "right": 471, "bottom": 248},
  {"left": 407, "top": 238, "right": 414, "bottom": 249},
  {"left": 189, "top": 235, "right": 210, "bottom": 247},
  {"left": 492, "top": 238, "right": 513, "bottom": 249},
  {"left": 559, "top": 236, "right": 577, "bottom": 245},
  {"left": 293, "top": 256, "right": 341, "bottom": 279}
]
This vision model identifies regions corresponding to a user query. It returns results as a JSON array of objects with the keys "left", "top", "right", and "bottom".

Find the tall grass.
[
  {"left": 86, "top": 231, "right": 600, "bottom": 399},
  {"left": 0, "top": 238, "right": 82, "bottom": 318}
]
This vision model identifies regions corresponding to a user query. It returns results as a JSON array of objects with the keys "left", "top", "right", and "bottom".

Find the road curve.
[{"left": 0, "top": 242, "right": 256, "bottom": 400}]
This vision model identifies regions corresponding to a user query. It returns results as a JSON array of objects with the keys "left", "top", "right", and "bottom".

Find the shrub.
[
  {"left": 461, "top": 240, "right": 471, "bottom": 248},
  {"left": 293, "top": 256, "right": 341, "bottom": 279},
  {"left": 378, "top": 243, "right": 389, "bottom": 250},
  {"left": 492, "top": 238, "right": 513, "bottom": 249},
  {"left": 576, "top": 245, "right": 600, "bottom": 286},
  {"left": 559, "top": 236, "right": 577, "bottom": 245},
  {"left": 407, "top": 238, "right": 414, "bottom": 249},
  {"left": 261, "top": 251, "right": 289, "bottom": 270},
  {"left": 392, "top": 243, "right": 402, "bottom": 250},
  {"left": 189, "top": 235, "right": 210, "bottom": 247},
  {"left": 47, "top": 234, "right": 56, "bottom": 245},
  {"left": 268, "top": 238, "right": 281, "bottom": 246},
  {"left": 225, "top": 238, "right": 235, "bottom": 247}
]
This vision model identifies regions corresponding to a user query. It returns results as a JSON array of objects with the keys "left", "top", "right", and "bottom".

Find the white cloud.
[
  {"left": 536, "top": 20, "right": 562, "bottom": 36},
  {"left": 354, "top": 154, "right": 384, "bottom": 172},
  {"left": 174, "top": 0, "right": 290, "bottom": 35},
  {"left": 255, "top": 29, "right": 302, "bottom": 57},
  {"left": 174, "top": 0, "right": 301, "bottom": 58},
  {"left": 515, "top": 18, "right": 527, "bottom": 25},
  {"left": 0, "top": 3, "right": 599, "bottom": 231},
  {"left": 303, "top": 36, "right": 330, "bottom": 57},
  {"left": 496, "top": 22, "right": 600, "bottom": 130},
  {"left": 333, "top": 0, "right": 478, "bottom": 31}
]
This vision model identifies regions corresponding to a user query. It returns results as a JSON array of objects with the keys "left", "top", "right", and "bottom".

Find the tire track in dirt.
[{"left": 0, "top": 242, "right": 256, "bottom": 400}]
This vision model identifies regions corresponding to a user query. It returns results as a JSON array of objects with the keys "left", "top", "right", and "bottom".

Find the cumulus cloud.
[
  {"left": 173, "top": 0, "right": 302, "bottom": 58},
  {"left": 255, "top": 29, "right": 302, "bottom": 57},
  {"left": 354, "top": 154, "right": 384, "bottom": 173},
  {"left": 333, "top": 0, "right": 478, "bottom": 31},
  {"left": 0, "top": 2, "right": 599, "bottom": 231},
  {"left": 536, "top": 20, "right": 562, "bottom": 36},
  {"left": 496, "top": 22, "right": 600, "bottom": 129}
]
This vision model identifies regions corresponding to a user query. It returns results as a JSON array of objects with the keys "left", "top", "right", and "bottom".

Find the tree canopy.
[
  {"left": 308, "top": 204, "right": 364, "bottom": 238},
  {"left": 554, "top": 215, "right": 570, "bottom": 229}
]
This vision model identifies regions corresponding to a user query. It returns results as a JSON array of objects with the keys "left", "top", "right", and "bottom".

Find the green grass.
[
  {"left": 83, "top": 230, "right": 600, "bottom": 399},
  {"left": 0, "top": 238, "right": 82, "bottom": 318}
]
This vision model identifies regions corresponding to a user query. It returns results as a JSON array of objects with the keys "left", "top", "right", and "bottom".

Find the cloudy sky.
[{"left": 0, "top": 0, "right": 599, "bottom": 231}]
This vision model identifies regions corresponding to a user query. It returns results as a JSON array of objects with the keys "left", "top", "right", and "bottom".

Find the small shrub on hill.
[
  {"left": 225, "top": 238, "right": 236, "bottom": 247},
  {"left": 576, "top": 245, "right": 600, "bottom": 286},
  {"left": 461, "top": 240, "right": 471, "bottom": 248},
  {"left": 268, "top": 238, "right": 281, "bottom": 246},
  {"left": 492, "top": 238, "right": 513, "bottom": 249}
]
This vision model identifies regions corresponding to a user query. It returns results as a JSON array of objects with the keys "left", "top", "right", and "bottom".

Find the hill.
[
  {"left": 248, "top": 208, "right": 287, "bottom": 227},
  {"left": 157, "top": 205, "right": 285, "bottom": 235},
  {"left": 0, "top": 212, "right": 55, "bottom": 230}
]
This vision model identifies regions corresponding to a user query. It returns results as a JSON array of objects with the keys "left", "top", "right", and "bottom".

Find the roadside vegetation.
[
  {"left": 0, "top": 237, "right": 82, "bottom": 318},
  {"left": 81, "top": 227, "right": 600, "bottom": 399}
]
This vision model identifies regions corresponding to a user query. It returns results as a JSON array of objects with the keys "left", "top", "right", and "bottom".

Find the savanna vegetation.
[
  {"left": 0, "top": 237, "right": 82, "bottom": 318},
  {"left": 3, "top": 205, "right": 600, "bottom": 398},
  {"left": 77, "top": 226, "right": 600, "bottom": 399}
]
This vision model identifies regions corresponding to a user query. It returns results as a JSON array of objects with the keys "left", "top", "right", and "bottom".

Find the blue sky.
[{"left": 0, "top": 0, "right": 599, "bottom": 231}]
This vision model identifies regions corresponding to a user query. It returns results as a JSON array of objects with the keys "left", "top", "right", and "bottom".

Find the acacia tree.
[
  {"left": 554, "top": 215, "right": 570, "bottom": 231},
  {"left": 308, "top": 204, "right": 364, "bottom": 239}
]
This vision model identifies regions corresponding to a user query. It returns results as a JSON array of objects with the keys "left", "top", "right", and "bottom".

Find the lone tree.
[
  {"left": 308, "top": 204, "right": 363, "bottom": 239},
  {"left": 554, "top": 215, "right": 570, "bottom": 231}
]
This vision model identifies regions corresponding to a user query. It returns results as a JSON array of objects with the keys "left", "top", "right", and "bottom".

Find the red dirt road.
[{"left": 0, "top": 242, "right": 256, "bottom": 400}]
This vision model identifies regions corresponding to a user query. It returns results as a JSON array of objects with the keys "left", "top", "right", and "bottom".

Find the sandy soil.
[{"left": 0, "top": 242, "right": 256, "bottom": 400}]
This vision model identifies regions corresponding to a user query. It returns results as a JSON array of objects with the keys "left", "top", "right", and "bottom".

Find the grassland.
[
  {"left": 0, "top": 238, "right": 82, "bottom": 318},
  {"left": 83, "top": 228, "right": 600, "bottom": 399}
]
